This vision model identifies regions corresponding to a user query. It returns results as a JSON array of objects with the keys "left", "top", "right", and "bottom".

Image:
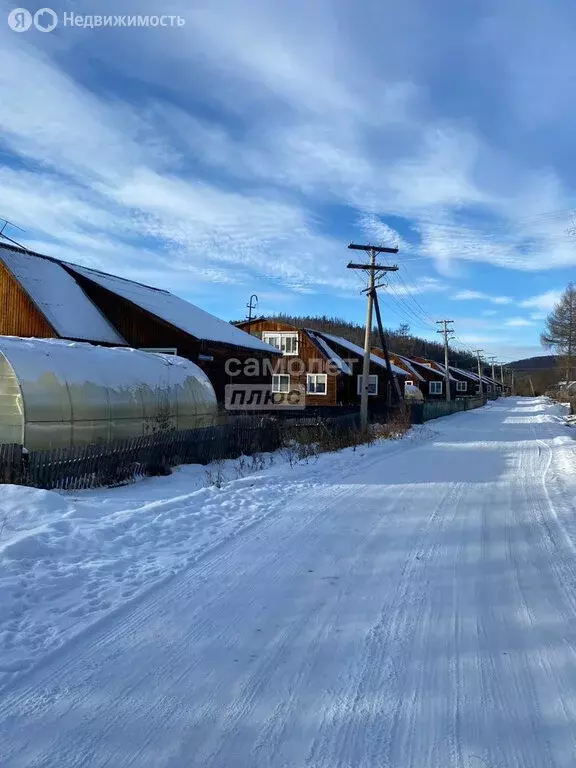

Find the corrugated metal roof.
[
  {"left": 393, "top": 355, "right": 425, "bottom": 381},
  {"left": 315, "top": 331, "right": 408, "bottom": 377},
  {"left": 63, "top": 262, "right": 280, "bottom": 353},
  {"left": 430, "top": 361, "right": 458, "bottom": 381},
  {"left": 0, "top": 247, "right": 126, "bottom": 345},
  {"left": 304, "top": 329, "right": 352, "bottom": 375}
]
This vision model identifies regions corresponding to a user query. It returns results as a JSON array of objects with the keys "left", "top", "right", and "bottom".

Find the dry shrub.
[{"left": 205, "top": 459, "right": 225, "bottom": 488}]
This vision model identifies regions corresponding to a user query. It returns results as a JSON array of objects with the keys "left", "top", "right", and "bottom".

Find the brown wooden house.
[
  {"left": 237, "top": 320, "right": 410, "bottom": 411},
  {"left": 372, "top": 348, "right": 459, "bottom": 400},
  {"left": 0, "top": 243, "right": 280, "bottom": 403}
]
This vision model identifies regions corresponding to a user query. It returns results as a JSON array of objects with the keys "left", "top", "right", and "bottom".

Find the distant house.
[
  {"left": 450, "top": 366, "right": 502, "bottom": 397},
  {"left": 0, "top": 242, "right": 280, "bottom": 402},
  {"left": 391, "top": 354, "right": 451, "bottom": 400},
  {"left": 447, "top": 366, "right": 477, "bottom": 397},
  {"left": 236, "top": 320, "right": 410, "bottom": 410}
]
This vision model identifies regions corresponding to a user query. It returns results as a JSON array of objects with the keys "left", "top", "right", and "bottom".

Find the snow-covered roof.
[
  {"left": 409, "top": 359, "right": 450, "bottom": 379},
  {"left": 304, "top": 329, "right": 352, "bottom": 374},
  {"left": 431, "top": 361, "right": 458, "bottom": 382},
  {"left": 60, "top": 261, "right": 280, "bottom": 354},
  {"left": 0, "top": 247, "right": 125, "bottom": 345},
  {"left": 450, "top": 366, "right": 501, "bottom": 387},
  {"left": 315, "top": 332, "right": 408, "bottom": 377},
  {"left": 392, "top": 355, "right": 425, "bottom": 382},
  {"left": 0, "top": 335, "right": 216, "bottom": 393},
  {"left": 450, "top": 366, "right": 481, "bottom": 382}
]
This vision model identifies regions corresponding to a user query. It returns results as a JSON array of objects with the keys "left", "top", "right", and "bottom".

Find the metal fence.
[{"left": 411, "top": 396, "right": 487, "bottom": 424}]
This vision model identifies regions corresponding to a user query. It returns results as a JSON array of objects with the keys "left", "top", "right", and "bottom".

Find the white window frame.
[
  {"left": 405, "top": 379, "right": 414, "bottom": 386},
  {"left": 487, "top": 385, "right": 492, "bottom": 393},
  {"left": 262, "top": 332, "right": 299, "bottom": 356},
  {"left": 357, "top": 374, "right": 378, "bottom": 396},
  {"left": 271, "top": 374, "right": 291, "bottom": 393},
  {"left": 429, "top": 381, "right": 443, "bottom": 395},
  {"left": 456, "top": 381, "right": 467, "bottom": 392},
  {"left": 476, "top": 384, "right": 482, "bottom": 394},
  {"left": 306, "top": 373, "right": 327, "bottom": 395}
]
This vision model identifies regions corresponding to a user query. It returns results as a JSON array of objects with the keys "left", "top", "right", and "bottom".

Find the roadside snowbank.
[{"left": 0, "top": 424, "right": 434, "bottom": 691}]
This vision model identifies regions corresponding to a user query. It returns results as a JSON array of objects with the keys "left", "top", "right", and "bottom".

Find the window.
[
  {"left": 429, "top": 381, "right": 443, "bottom": 395},
  {"left": 476, "top": 385, "right": 482, "bottom": 394},
  {"left": 405, "top": 380, "right": 413, "bottom": 386},
  {"left": 487, "top": 385, "right": 492, "bottom": 393},
  {"left": 357, "top": 374, "right": 378, "bottom": 396},
  {"left": 456, "top": 381, "right": 467, "bottom": 392},
  {"left": 272, "top": 374, "right": 290, "bottom": 393},
  {"left": 262, "top": 332, "right": 298, "bottom": 355},
  {"left": 306, "top": 373, "right": 327, "bottom": 395}
]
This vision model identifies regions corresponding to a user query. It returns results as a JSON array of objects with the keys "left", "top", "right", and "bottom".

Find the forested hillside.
[
  {"left": 255, "top": 314, "right": 479, "bottom": 370},
  {"left": 507, "top": 355, "right": 556, "bottom": 371}
]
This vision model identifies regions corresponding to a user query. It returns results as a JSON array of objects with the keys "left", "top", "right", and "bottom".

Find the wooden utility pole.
[
  {"left": 488, "top": 356, "right": 497, "bottom": 382},
  {"left": 499, "top": 363, "right": 504, "bottom": 386},
  {"left": 436, "top": 320, "right": 454, "bottom": 402},
  {"left": 347, "top": 243, "right": 399, "bottom": 432},
  {"left": 474, "top": 349, "right": 484, "bottom": 397}
]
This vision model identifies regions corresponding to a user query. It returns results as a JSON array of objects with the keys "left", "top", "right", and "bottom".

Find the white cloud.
[
  {"left": 452, "top": 290, "right": 512, "bottom": 304},
  {"left": 519, "top": 290, "right": 563, "bottom": 313},
  {"left": 1, "top": 0, "right": 576, "bottom": 321},
  {"left": 505, "top": 317, "right": 535, "bottom": 327}
]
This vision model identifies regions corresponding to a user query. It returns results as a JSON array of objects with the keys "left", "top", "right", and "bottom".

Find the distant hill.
[
  {"left": 242, "top": 313, "right": 479, "bottom": 370},
  {"left": 507, "top": 355, "right": 557, "bottom": 372}
]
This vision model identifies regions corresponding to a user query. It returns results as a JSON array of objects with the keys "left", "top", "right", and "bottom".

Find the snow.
[
  {"left": 430, "top": 360, "right": 458, "bottom": 381},
  {"left": 450, "top": 365, "right": 480, "bottom": 381},
  {"left": 394, "top": 354, "right": 425, "bottom": 381},
  {"left": 3, "top": 398, "right": 576, "bottom": 767},
  {"left": 304, "top": 329, "right": 353, "bottom": 374},
  {"left": 0, "top": 427, "right": 431, "bottom": 691},
  {"left": 0, "top": 335, "right": 216, "bottom": 394},
  {"left": 316, "top": 330, "right": 409, "bottom": 377},
  {"left": 63, "top": 261, "right": 279, "bottom": 354},
  {"left": 0, "top": 246, "right": 125, "bottom": 344}
]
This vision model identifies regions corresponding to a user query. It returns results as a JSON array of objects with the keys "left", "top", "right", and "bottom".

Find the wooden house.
[
  {"left": 445, "top": 366, "right": 477, "bottom": 397},
  {"left": 236, "top": 320, "right": 410, "bottom": 411},
  {"left": 0, "top": 242, "right": 280, "bottom": 403},
  {"left": 372, "top": 349, "right": 453, "bottom": 400}
]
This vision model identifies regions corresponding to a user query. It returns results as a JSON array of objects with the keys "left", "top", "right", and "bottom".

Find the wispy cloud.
[
  {"left": 452, "top": 290, "right": 512, "bottom": 304},
  {"left": 505, "top": 317, "right": 535, "bottom": 327},
  {"left": 1, "top": 0, "right": 576, "bottom": 325},
  {"left": 519, "top": 290, "right": 563, "bottom": 313}
]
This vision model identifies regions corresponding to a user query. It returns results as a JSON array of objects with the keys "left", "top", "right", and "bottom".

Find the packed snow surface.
[{"left": 2, "top": 398, "right": 576, "bottom": 767}]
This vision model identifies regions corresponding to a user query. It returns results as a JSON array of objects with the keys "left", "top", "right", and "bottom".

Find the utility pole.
[
  {"left": 436, "top": 320, "right": 454, "bottom": 402},
  {"left": 511, "top": 368, "right": 515, "bottom": 396},
  {"left": 488, "top": 356, "right": 497, "bottom": 382},
  {"left": 245, "top": 294, "right": 258, "bottom": 335},
  {"left": 347, "top": 243, "right": 399, "bottom": 432},
  {"left": 499, "top": 363, "right": 504, "bottom": 386},
  {"left": 474, "top": 349, "right": 484, "bottom": 397}
]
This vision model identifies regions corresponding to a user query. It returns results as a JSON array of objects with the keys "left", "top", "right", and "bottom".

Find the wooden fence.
[
  {"left": 0, "top": 398, "right": 490, "bottom": 491},
  {"left": 0, "top": 413, "right": 362, "bottom": 491}
]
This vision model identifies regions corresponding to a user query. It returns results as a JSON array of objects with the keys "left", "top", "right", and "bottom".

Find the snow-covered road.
[{"left": 3, "top": 397, "right": 576, "bottom": 767}]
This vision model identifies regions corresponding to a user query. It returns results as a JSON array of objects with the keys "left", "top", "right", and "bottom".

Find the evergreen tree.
[{"left": 541, "top": 283, "right": 576, "bottom": 381}]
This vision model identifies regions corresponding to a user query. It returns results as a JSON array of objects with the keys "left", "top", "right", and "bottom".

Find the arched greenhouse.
[{"left": 0, "top": 337, "right": 219, "bottom": 450}]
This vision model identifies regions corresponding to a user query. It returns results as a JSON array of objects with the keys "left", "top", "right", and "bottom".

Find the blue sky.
[{"left": 1, "top": 0, "right": 575, "bottom": 362}]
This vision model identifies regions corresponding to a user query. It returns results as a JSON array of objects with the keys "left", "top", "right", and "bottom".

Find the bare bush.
[{"left": 205, "top": 459, "right": 225, "bottom": 488}]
